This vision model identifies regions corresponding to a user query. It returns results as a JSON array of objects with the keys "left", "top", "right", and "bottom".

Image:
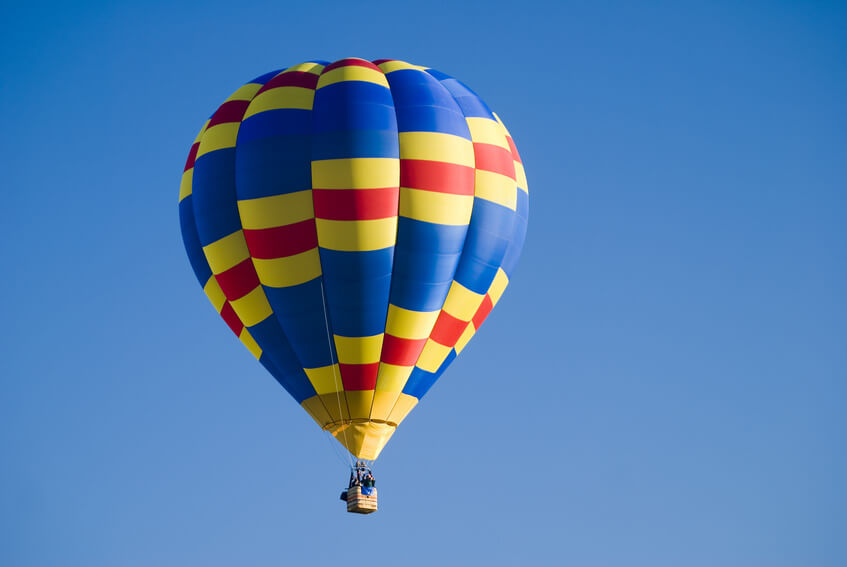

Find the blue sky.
[{"left": 1, "top": 1, "right": 845, "bottom": 565}]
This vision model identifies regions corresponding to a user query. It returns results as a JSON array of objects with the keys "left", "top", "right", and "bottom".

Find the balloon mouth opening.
[{"left": 324, "top": 420, "right": 397, "bottom": 460}]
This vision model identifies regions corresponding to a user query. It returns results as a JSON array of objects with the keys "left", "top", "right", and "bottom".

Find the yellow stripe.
[
  {"left": 203, "top": 231, "right": 249, "bottom": 274},
  {"left": 466, "top": 117, "right": 510, "bottom": 150},
  {"left": 346, "top": 390, "right": 374, "bottom": 419},
  {"left": 370, "top": 390, "right": 401, "bottom": 421},
  {"left": 196, "top": 122, "right": 240, "bottom": 158},
  {"left": 301, "top": 395, "right": 333, "bottom": 427},
  {"left": 319, "top": 393, "right": 350, "bottom": 422},
  {"left": 385, "top": 305, "right": 439, "bottom": 340},
  {"left": 315, "top": 218, "right": 397, "bottom": 251},
  {"left": 399, "top": 132, "right": 474, "bottom": 167},
  {"left": 416, "top": 339, "right": 452, "bottom": 372},
  {"left": 475, "top": 169, "right": 517, "bottom": 210},
  {"left": 243, "top": 86, "right": 315, "bottom": 119},
  {"left": 399, "top": 188, "right": 473, "bottom": 225},
  {"left": 454, "top": 323, "right": 476, "bottom": 354},
  {"left": 515, "top": 161, "right": 528, "bottom": 192},
  {"left": 178, "top": 169, "right": 192, "bottom": 202},
  {"left": 238, "top": 328, "right": 262, "bottom": 359},
  {"left": 386, "top": 393, "right": 418, "bottom": 425},
  {"left": 334, "top": 334, "right": 384, "bottom": 365},
  {"left": 305, "top": 365, "right": 343, "bottom": 395},
  {"left": 487, "top": 268, "right": 510, "bottom": 306},
  {"left": 225, "top": 83, "right": 263, "bottom": 102},
  {"left": 317, "top": 65, "right": 389, "bottom": 89},
  {"left": 312, "top": 158, "right": 399, "bottom": 189},
  {"left": 252, "top": 248, "right": 321, "bottom": 288},
  {"left": 377, "top": 60, "right": 427, "bottom": 73},
  {"left": 229, "top": 286, "right": 272, "bottom": 327},
  {"left": 203, "top": 276, "right": 227, "bottom": 312},
  {"left": 284, "top": 62, "right": 325, "bottom": 74},
  {"left": 442, "top": 281, "right": 485, "bottom": 321},
  {"left": 238, "top": 190, "right": 314, "bottom": 230},
  {"left": 375, "top": 363, "right": 414, "bottom": 392}
]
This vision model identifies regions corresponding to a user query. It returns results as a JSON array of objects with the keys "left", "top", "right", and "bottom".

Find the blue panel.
[
  {"left": 454, "top": 254, "right": 503, "bottom": 295},
  {"left": 238, "top": 109, "right": 312, "bottom": 142},
  {"left": 386, "top": 69, "right": 463, "bottom": 109},
  {"left": 323, "top": 304, "right": 388, "bottom": 337},
  {"left": 250, "top": 316, "right": 316, "bottom": 402},
  {"left": 472, "top": 199, "right": 517, "bottom": 237},
  {"left": 322, "top": 273, "right": 393, "bottom": 311},
  {"left": 385, "top": 69, "right": 472, "bottom": 138},
  {"left": 448, "top": 198, "right": 516, "bottom": 293},
  {"left": 264, "top": 278, "right": 338, "bottom": 369},
  {"left": 319, "top": 248, "right": 394, "bottom": 280},
  {"left": 426, "top": 69, "right": 495, "bottom": 120},
  {"left": 395, "top": 107, "right": 469, "bottom": 138},
  {"left": 403, "top": 349, "right": 456, "bottom": 399},
  {"left": 501, "top": 190, "right": 528, "bottom": 277},
  {"left": 396, "top": 218, "right": 468, "bottom": 254},
  {"left": 388, "top": 277, "right": 452, "bottom": 312},
  {"left": 501, "top": 214, "right": 527, "bottom": 278},
  {"left": 319, "top": 248, "right": 394, "bottom": 336},
  {"left": 250, "top": 322, "right": 316, "bottom": 400},
  {"left": 392, "top": 246, "right": 462, "bottom": 283},
  {"left": 311, "top": 130, "right": 400, "bottom": 160},
  {"left": 313, "top": 82, "right": 397, "bottom": 133},
  {"left": 265, "top": 277, "right": 325, "bottom": 316},
  {"left": 462, "top": 225, "right": 512, "bottom": 267},
  {"left": 192, "top": 149, "right": 242, "bottom": 245},
  {"left": 179, "top": 196, "right": 212, "bottom": 285},
  {"left": 422, "top": 68, "right": 451, "bottom": 81},
  {"left": 235, "top": 136, "right": 312, "bottom": 199}
]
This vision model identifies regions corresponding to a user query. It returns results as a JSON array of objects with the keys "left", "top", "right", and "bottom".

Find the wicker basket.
[{"left": 346, "top": 485, "right": 378, "bottom": 514}]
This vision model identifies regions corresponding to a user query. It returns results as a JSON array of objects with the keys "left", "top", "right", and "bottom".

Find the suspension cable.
[{"left": 319, "top": 279, "right": 353, "bottom": 468}]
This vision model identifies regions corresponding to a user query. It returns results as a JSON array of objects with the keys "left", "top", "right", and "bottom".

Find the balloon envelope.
[{"left": 179, "top": 58, "right": 528, "bottom": 459}]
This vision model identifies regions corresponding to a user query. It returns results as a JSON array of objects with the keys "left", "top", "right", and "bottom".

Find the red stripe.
[
  {"left": 220, "top": 302, "right": 244, "bottom": 335},
  {"left": 215, "top": 259, "right": 260, "bottom": 301},
  {"left": 430, "top": 311, "right": 468, "bottom": 346},
  {"left": 323, "top": 58, "right": 381, "bottom": 73},
  {"left": 472, "top": 295, "right": 494, "bottom": 330},
  {"left": 184, "top": 142, "right": 199, "bottom": 171},
  {"left": 380, "top": 335, "right": 427, "bottom": 366},
  {"left": 313, "top": 188, "right": 398, "bottom": 220},
  {"left": 473, "top": 143, "right": 516, "bottom": 179},
  {"left": 340, "top": 363, "right": 379, "bottom": 390},
  {"left": 371, "top": 59, "right": 394, "bottom": 65},
  {"left": 256, "top": 71, "right": 319, "bottom": 94},
  {"left": 243, "top": 219, "right": 318, "bottom": 259},
  {"left": 505, "top": 135, "right": 522, "bottom": 164},
  {"left": 400, "top": 160, "right": 475, "bottom": 195},
  {"left": 208, "top": 100, "right": 250, "bottom": 128}
]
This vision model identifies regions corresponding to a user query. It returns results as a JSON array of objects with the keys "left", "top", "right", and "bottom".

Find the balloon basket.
[{"left": 346, "top": 485, "right": 378, "bottom": 514}]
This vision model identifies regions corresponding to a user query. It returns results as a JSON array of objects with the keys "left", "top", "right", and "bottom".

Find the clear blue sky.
[{"left": 1, "top": 1, "right": 845, "bottom": 565}]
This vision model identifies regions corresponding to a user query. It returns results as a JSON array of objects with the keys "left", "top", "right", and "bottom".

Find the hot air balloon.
[{"left": 178, "top": 58, "right": 528, "bottom": 512}]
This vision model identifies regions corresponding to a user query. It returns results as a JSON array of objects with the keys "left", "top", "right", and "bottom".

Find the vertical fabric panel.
[
  {"left": 402, "top": 69, "right": 520, "bottom": 399},
  {"left": 370, "top": 61, "right": 475, "bottom": 421},
  {"left": 311, "top": 58, "right": 400, "bottom": 424},
  {"left": 191, "top": 73, "right": 317, "bottom": 403},
  {"left": 235, "top": 62, "right": 340, "bottom": 420}
]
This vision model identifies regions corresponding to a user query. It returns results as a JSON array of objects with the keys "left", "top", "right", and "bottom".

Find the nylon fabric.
[{"left": 179, "top": 59, "right": 528, "bottom": 460}]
